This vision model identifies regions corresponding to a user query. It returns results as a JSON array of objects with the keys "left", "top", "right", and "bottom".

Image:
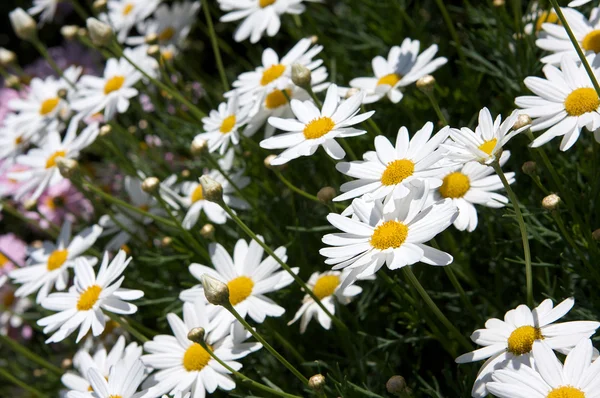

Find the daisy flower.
[
  {"left": 260, "top": 84, "right": 374, "bottom": 165},
  {"left": 0, "top": 124, "right": 31, "bottom": 170},
  {"left": 569, "top": 0, "right": 592, "bottom": 5},
  {"left": 320, "top": 181, "right": 458, "bottom": 287},
  {"left": 141, "top": 301, "right": 262, "bottom": 397},
  {"left": 288, "top": 269, "right": 366, "bottom": 333},
  {"left": 71, "top": 57, "right": 142, "bottom": 121},
  {"left": 180, "top": 237, "right": 298, "bottom": 339},
  {"left": 123, "top": 45, "right": 160, "bottom": 81},
  {"left": 334, "top": 122, "right": 450, "bottom": 206},
  {"left": 445, "top": 107, "right": 527, "bottom": 165},
  {"left": 487, "top": 339, "right": 600, "bottom": 398},
  {"left": 0, "top": 233, "right": 27, "bottom": 281},
  {"left": 0, "top": 285, "right": 33, "bottom": 338},
  {"left": 100, "top": 0, "right": 161, "bottom": 43},
  {"left": 455, "top": 298, "right": 600, "bottom": 398},
  {"left": 516, "top": 56, "right": 600, "bottom": 150},
  {"left": 9, "top": 122, "right": 99, "bottom": 201},
  {"left": 66, "top": 358, "right": 147, "bottom": 398},
  {"left": 523, "top": 3, "right": 560, "bottom": 36},
  {"left": 348, "top": 38, "right": 448, "bottom": 104},
  {"left": 9, "top": 220, "right": 102, "bottom": 303},
  {"left": 28, "top": 0, "right": 59, "bottom": 24},
  {"left": 37, "top": 250, "right": 144, "bottom": 343},
  {"left": 36, "top": 180, "right": 94, "bottom": 229}
]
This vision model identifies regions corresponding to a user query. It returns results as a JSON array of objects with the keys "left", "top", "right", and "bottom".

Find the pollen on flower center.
[
  {"left": 183, "top": 343, "right": 212, "bottom": 372},
  {"left": 220, "top": 115, "right": 237, "bottom": 134},
  {"left": 564, "top": 87, "right": 599, "bottom": 116},
  {"left": 265, "top": 89, "right": 291, "bottom": 109},
  {"left": 259, "top": 0, "right": 277, "bottom": 8},
  {"left": 507, "top": 325, "right": 543, "bottom": 355},
  {"left": 377, "top": 73, "right": 401, "bottom": 87},
  {"left": 158, "top": 27, "right": 175, "bottom": 42},
  {"left": 547, "top": 386, "right": 585, "bottom": 398},
  {"left": 370, "top": 220, "right": 409, "bottom": 250},
  {"left": 582, "top": 29, "right": 600, "bottom": 53},
  {"left": 439, "top": 172, "right": 470, "bottom": 198},
  {"left": 303, "top": 117, "right": 335, "bottom": 140},
  {"left": 77, "top": 285, "right": 102, "bottom": 311},
  {"left": 45, "top": 150, "right": 67, "bottom": 169},
  {"left": 108, "top": 395, "right": 123, "bottom": 398},
  {"left": 535, "top": 11, "right": 560, "bottom": 33},
  {"left": 47, "top": 249, "right": 68, "bottom": 271},
  {"left": 122, "top": 2, "right": 134, "bottom": 15},
  {"left": 191, "top": 185, "right": 203, "bottom": 203},
  {"left": 478, "top": 138, "right": 497, "bottom": 156},
  {"left": 104, "top": 76, "right": 126, "bottom": 95},
  {"left": 380, "top": 159, "right": 415, "bottom": 186},
  {"left": 227, "top": 276, "right": 254, "bottom": 305},
  {"left": 40, "top": 97, "right": 60, "bottom": 115},
  {"left": 313, "top": 275, "right": 340, "bottom": 300},
  {"left": 260, "top": 64, "right": 286, "bottom": 86}
]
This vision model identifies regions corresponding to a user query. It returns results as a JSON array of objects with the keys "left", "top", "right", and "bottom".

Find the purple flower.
[
  {"left": 0, "top": 233, "right": 27, "bottom": 279},
  {"left": 24, "top": 42, "right": 102, "bottom": 79}
]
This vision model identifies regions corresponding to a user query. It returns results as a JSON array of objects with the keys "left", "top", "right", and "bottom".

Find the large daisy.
[
  {"left": 66, "top": 358, "right": 147, "bottom": 398},
  {"left": 455, "top": 298, "right": 600, "bottom": 398}
]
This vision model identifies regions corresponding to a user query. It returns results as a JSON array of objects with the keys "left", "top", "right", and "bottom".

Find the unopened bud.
[
  {"left": 513, "top": 114, "right": 532, "bottom": 130},
  {"left": 386, "top": 376, "right": 410, "bottom": 396},
  {"left": 61, "top": 358, "right": 73, "bottom": 369},
  {"left": 147, "top": 44, "right": 161, "bottom": 58},
  {"left": 416, "top": 75, "right": 436, "bottom": 94},
  {"left": 200, "top": 224, "right": 215, "bottom": 240},
  {"left": 24, "top": 198, "right": 37, "bottom": 211},
  {"left": 191, "top": 138, "right": 208, "bottom": 156},
  {"left": 161, "top": 236, "right": 172, "bottom": 247},
  {"left": 493, "top": 0, "right": 505, "bottom": 6},
  {"left": 77, "top": 27, "right": 88, "bottom": 38},
  {"left": 308, "top": 374, "right": 326, "bottom": 391},
  {"left": 542, "top": 194, "right": 561, "bottom": 210},
  {"left": 145, "top": 33, "right": 158, "bottom": 45},
  {"left": 317, "top": 186, "right": 336, "bottom": 203},
  {"left": 86, "top": 18, "right": 114, "bottom": 47},
  {"left": 56, "top": 157, "right": 79, "bottom": 178},
  {"left": 592, "top": 229, "right": 600, "bottom": 242},
  {"left": 200, "top": 274, "right": 229, "bottom": 306},
  {"left": 264, "top": 154, "right": 285, "bottom": 170},
  {"left": 5, "top": 75, "right": 20, "bottom": 89},
  {"left": 309, "top": 35, "right": 319, "bottom": 44},
  {"left": 199, "top": 176, "right": 223, "bottom": 203},
  {"left": 9, "top": 8, "right": 37, "bottom": 42},
  {"left": 0, "top": 48, "right": 17, "bottom": 66},
  {"left": 92, "top": 0, "right": 107, "bottom": 12},
  {"left": 99, "top": 125, "right": 112, "bottom": 137},
  {"left": 181, "top": 169, "right": 190, "bottom": 178},
  {"left": 187, "top": 327, "right": 206, "bottom": 344},
  {"left": 521, "top": 161, "right": 537, "bottom": 176},
  {"left": 345, "top": 88, "right": 360, "bottom": 99},
  {"left": 60, "top": 25, "right": 79, "bottom": 40},
  {"left": 57, "top": 88, "right": 68, "bottom": 99},
  {"left": 291, "top": 63, "right": 311, "bottom": 88},
  {"left": 142, "top": 177, "right": 160, "bottom": 193}
]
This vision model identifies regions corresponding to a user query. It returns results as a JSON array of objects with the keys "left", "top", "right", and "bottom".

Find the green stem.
[
  {"left": 0, "top": 201, "right": 58, "bottom": 239},
  {"left": 0, "top": 367, "right": 49, "bottom": 398},
  {"left": 0, "top": 334, "right": 62, "bottom": 376},
  {"left": 68, "top": 0, "right": 88, "bottom": 20},
  {"left": 273, "top": 170, "right": 345, "bottom": 210},
  {"left": 105, "top": 312, "right": 149, "bottom": 343},
  {"left": 433, "top": 0, "right": 467, "bottom": 73},
  {"left": 31, "top": 39, "right": 74, "bottom": 87},
  {"left": 305, "top": 85, "right": 322, "bottom": 107},
  {"left": 425, "top": 91, "right": 448, "bottom": 126},
  {"left": 200, "top": 0, "right": 229, "bottom": 91}
]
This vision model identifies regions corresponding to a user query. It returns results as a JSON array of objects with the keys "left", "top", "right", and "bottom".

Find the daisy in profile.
[
  {"left": 71, "top": 57, "right": 142, "bottom": 121},
  {"left": 260, "top": 84, "right": 374, "bottom": 165},
  {"left": 9, "top": 220, "right": 102, "bottom": 303},
  {"left": 348, "top": 38, "right": 447, "bottom": 104},
  {"left": 487, "top": 339, "right": 600, "bottom": 398},
  {"left": 66, "top": 359, "right": 147, "bottom": 398},
  {"left": 334, "top": 122, "right": 450, "bottom": 206},
  {"left": 28, "top": 0, "right": 59, "bottom": 24},
  {"left": 141, "top": 301, "right": 262, "bottom": 397},
  {"left": 180, "top": 237, "right": 297, "bottom": 339},
  {"left": 288, "top": 269, "right": 367, "bottom": 333},
  {"left": 516, "top": 57, "right": 600, "bottom": 150},
  {"left": 445, "top": 107, "right": 527, "bottom": 165},
  {"left": 37, "top": 251, "right": 144, "bottom": 343},
  {"left": 100, "top": 0, "right": 160, "bottom": 42},
  {"left": 320, "top": 181, "right": 458, "bottom": 287},
  {"left": 455, "top": 298, "right": 600, "bottom": 398}
]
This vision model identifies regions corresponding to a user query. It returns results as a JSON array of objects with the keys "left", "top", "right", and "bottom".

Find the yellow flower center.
[
  {"left": 377, "top": 73, "right": 401, "bottom": 87},
  {"left": 227, "top": 276, "right": 254, "bottom": 305},
  {"left": 564, "top": 87, "right": 599, "bottom": 116},
  {"left": 582, "top": 29, "right": 600, "bottom": 53},
  {"left": 122, "top": 3, "right": 134, "bottom": 15},
  {"left": 265, "top": 89, "right": 291, "bottom": 109},
  {"left": 104, "top": 76, "right": 125, "bottom": 95},
  {"left": 439, "top": 172, "right": 470, "bottom": 199},
  {"left": 547, "top": 386, "right": 585, "bottom": 398},
  {"left": 191, "top": 185, "right": 203, "bottom": 203},
  {"left": 507, "top": 325, "right": 543, "bottom": 355},
  {"left": 108, "top": 396, "right": 122, "bottom": 398},
  {"left": 370, "top": 220, "right": 409, "bottom": 250},
  {"left": 40, "top": 97, "right": 60, "bottom": 115},
  {"left": 76, "top": 285, "right": 102, "bottom": 311},
  {"left": 260, "top": 64, "right": 285, "bottom": 86},
  {"left": 535, "top": 11, "right": 560, "bottom": 33},
  {"left": 478, "top": 138, "right": 497, "bottom": 155},
  {"left": 47, "top": 249, "right": 68, "bottom": 271},
  {"left": 313, "top": 275, "right": 340, "bottom": 300},
  {"left": 380, "top": 159, "right": 415, "bottom": 186},
  {"left": 259, "top": 0, "right": 276, "bottom": 8},
  {"left": 158, "top": 27, "right": 175, "bottom": 42},
  {"left": 15, "top": 136, "right": 23, "bottom": 146},
  {"left": 161, "top": 50, "right": 174, "bottom": 61},
  {"left": 182, "top": 343, "right": 212, "bottom": 372},
  {"left": 220, "top": 115, "right": 237, "bottom": 134},
  {"left": 121, "top": 244, "right": 132, "bottom": 255},
  {"left": 45, "top": 150, "right": 66, "bottom": 169},
  {"left": 0, "top": 252, "right": 8, "bottom": 267},
  {"left": 303, "top": 117, "right": 335, "bottom": 140}
]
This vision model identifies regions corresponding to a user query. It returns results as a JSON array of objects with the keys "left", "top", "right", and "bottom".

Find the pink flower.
[
  {"left": 0, "top": 163, "right": 29, "bottom": 199},
  {"left": 36, "top": 180, "right": 94, "bottom": 228},
  {"left": 0, "top": 233, "right": 26, "bottom": 280}
]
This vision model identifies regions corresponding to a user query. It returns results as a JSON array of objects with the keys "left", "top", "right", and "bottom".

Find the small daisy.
[
  {"left": 523, "top": 3, "right": 560, "bottom": 36},
  {"left": 9, "top": 220, "right": 102, "bottom": 303},
  {"left": 334, "top": 122, "right": 450, "bottom": 206},
  {"left": 180, "top": 237, "right": 298, "bottom": 339},
  {"left": 71, "top": 57, "right": 142, "bottom": 121},
  {"left": 67, "top": 358, "right": 147, "bottom": 398},
  {"left": 100, "top": 0, "right": 161, "bottom": 43},
  {"left": 487, "top": 339, "right": 600, "bottom": 398},
  {"left": 0, "top": 124, "right": 30, "bottom": 169},
  {"left": 28, "top": 0, "right": 59, "bottom": 24},
  {"left": 0, "top": 285, "right": 33, "bottom": 338},
  {"left": 288, "top": 269, "right": 366, "bottom": 333},
  {"left": 445, "top": 107, "right": 527, "bottom": 165},
  {"left": 260, "top": 84, "right": 374, "bottom": 165},
  {"left": 141, "top": 301, "right": 262, "bottom": 397},
  {"left": 348, "top": 38, "right": 448, "bottom": 104},
  {"left": 37, "top": 250, "right": 144, "bottom": 343},
  {"left": 516, "top": 56, "right": 600, "bottom": 150},
  {"left": 455, "top": 298, "right": 600, "bottom": 398},
  {"left": 320, "top": 181, "right": 458, "bottom": 287}
]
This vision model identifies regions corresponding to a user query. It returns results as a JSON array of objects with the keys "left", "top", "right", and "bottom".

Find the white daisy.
[
  {"left": 9, "top": 220, "right": 102, "bottom": 303},
  {"left": 333, "top": 122, "right": 450, "bottom": 207},
  {"left": 67, "top": 358, "right": 147, "bottom": 398},
  {"left": 123, "top": 45, "right": 160, "bottom": 81},
  {"left": 180, "top": 237, "right": 298, "bottom": 340},
  {"left": 260, "top": 84, "right": 374, "bottom": 165},
  {"left": 141, "top": 301, "right": 262, "bottom": 397},
  {"left": 37, "top": 250, "right": 144, "bottom": 344},
  {"left": 0, "top": 125, "right": 30, "bottom": 169},
  {"left": 71, "top": 57, "right": 142, "bottom": 121},
  {"left": 516, "top": 56, "right": 600, "bottom": 150},
  {"left": 455, "top": 298, "right": 600, "bottom": 398},
  {"left": 487, "top": 339, "right": 600, "bottom": 398},
  {"left": 569, "top": 0, "right": 593, "bottom": 6},
  {"left": 523, "top": 3, "right": 560, "bottom": 36},
  {"left": 320, "top": 181, "right": 458, "bottom": 287},
  {"left": 100, "top": 0, "right": 161, "bottom": 43},
  {"left": 348, "top": 38, "right": 447, "bottom": 104},
  {"left": 444, "top": 107, "right": 527, "bottom": 165},
  {"left": 28, "top": 0, "right": 59, "bottom": 24}
]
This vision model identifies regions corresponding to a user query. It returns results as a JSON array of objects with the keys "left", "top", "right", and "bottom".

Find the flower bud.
[
  {"left": 99, "top": 125, "right": 112, "bottom": 137},
  {"left": 592, "top": 229, "right": 600, "bottom": 242},
  {"left": 77, "top": 27, "right": 88, "bottom": 38},
  {"left": 145, "top": 33, "right": 159, "bottom": 45},
  {"left": 291, "top": 63, "right": 311, "bottom": 88},
  {"left": 308, "top": 374, "right": 326, "bottom": 391},
  {"left": 4, "top": 75, "right": 20, "bottom": 89},
  {"left": 161, "top": 236, "right": 173, "bottom": 247},
  {"left": 200, "top": 274, "right": 230, "bottom": 306},
  {"left": 264, "top": 154, "right": 285, "bottom": 170},
  {"left": 181, "top": 169, "right": 190, "bottom": 178},
  {"left": 416, "top": 75, "right": 436, "bottom": 94},
  {"left": 60, "top": 25, "right": 79, "bottom": 41},
  {"left": 200, "top": 224, "right": 215, "bottom": 240},
  {"left": 147, "top": 44, "right": 161, "bottom": 59},
  {"left": 191, "top": 138, "right": 208, "bottom": 156},
  {"left": 92, "top": 0, "right": 108, "bottom": 13},
  {"left": 521, "top": 161, "right": 537, "bottom": 176},
  {"left": 386, "top": 375, "right": 410, "bottom": 396},
  {"left": 542, "top": 194, "right": 561, "bottom": 210},
  {"left": 23, "top": 198, "right": 37, "bottom": 211},
  {"left": 493, "top": 0, "right": 505, "bottom": 6},
  {"left": 187, "top": 327, "right": 206, "bottom": 344},
  {"left": 57, "top": 88, "right": 68, "bottom": 99},
  {"left": 199, "top": 175, "right": 223, "bottom": 203},
  {"left": 345, "top": 88, "right": 360, "bottom": 99},
  {"left": 86, "top": 18, "right": 114, "bottom": 47},
  {"left": 61, "top": 358, "right": 73, "bottom": 369},
  {"left": 513, "top": 114, "right": 532, "bottom": 130},
  {"left": 9, "top": 8, "right": 37, "bottom": 42},
  {"left": 0, "top": 48, "right": 17, "bottom": 66},
  {"left": 317, "top": 186, "right": 336, "bottom": 203},
  {"left": 56, "top": 157, "right": 79, "bottom": 179},
  {"left": 142, "top": 177, "right": 160, "bottom": 193}
]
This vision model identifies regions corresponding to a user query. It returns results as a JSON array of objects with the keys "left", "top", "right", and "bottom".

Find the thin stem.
[
  {"left": 443, "top": 266, "right": 480, "bottom": 323},
  {"left": 31, "top": 40, "right": 74, "bottom": 87},
  {"left": 0, "top": 334, "right": 62, "bottom": 376},
  {"left": 0, "top": 201, "right": 58, "bottom": 239},
  {"left": 104, "top": 312, "right": 149, "bottom": 343},
  {"left": 201, "top": 0, "right": 229, "bottom": 92},
  {"left": 433, "top": 0, "right": 468, "bottom": 73},
  {"left": 0, "top": 367, "right": 49, "bottom": 398},
  {"left": 68, "top": 0, "right": 88, "bottom": 20},
  {"left": 273, "top": 170, "right": 345, "bottom": 210},
  {"left": 305, "top": 85, "right": 322, "bottom": 107},
  {"left": 491, "top": 161, "right": 533, "bottom": 307},
  {"left": 425, "top": 91, "right": 448, "bottom": 126}
]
